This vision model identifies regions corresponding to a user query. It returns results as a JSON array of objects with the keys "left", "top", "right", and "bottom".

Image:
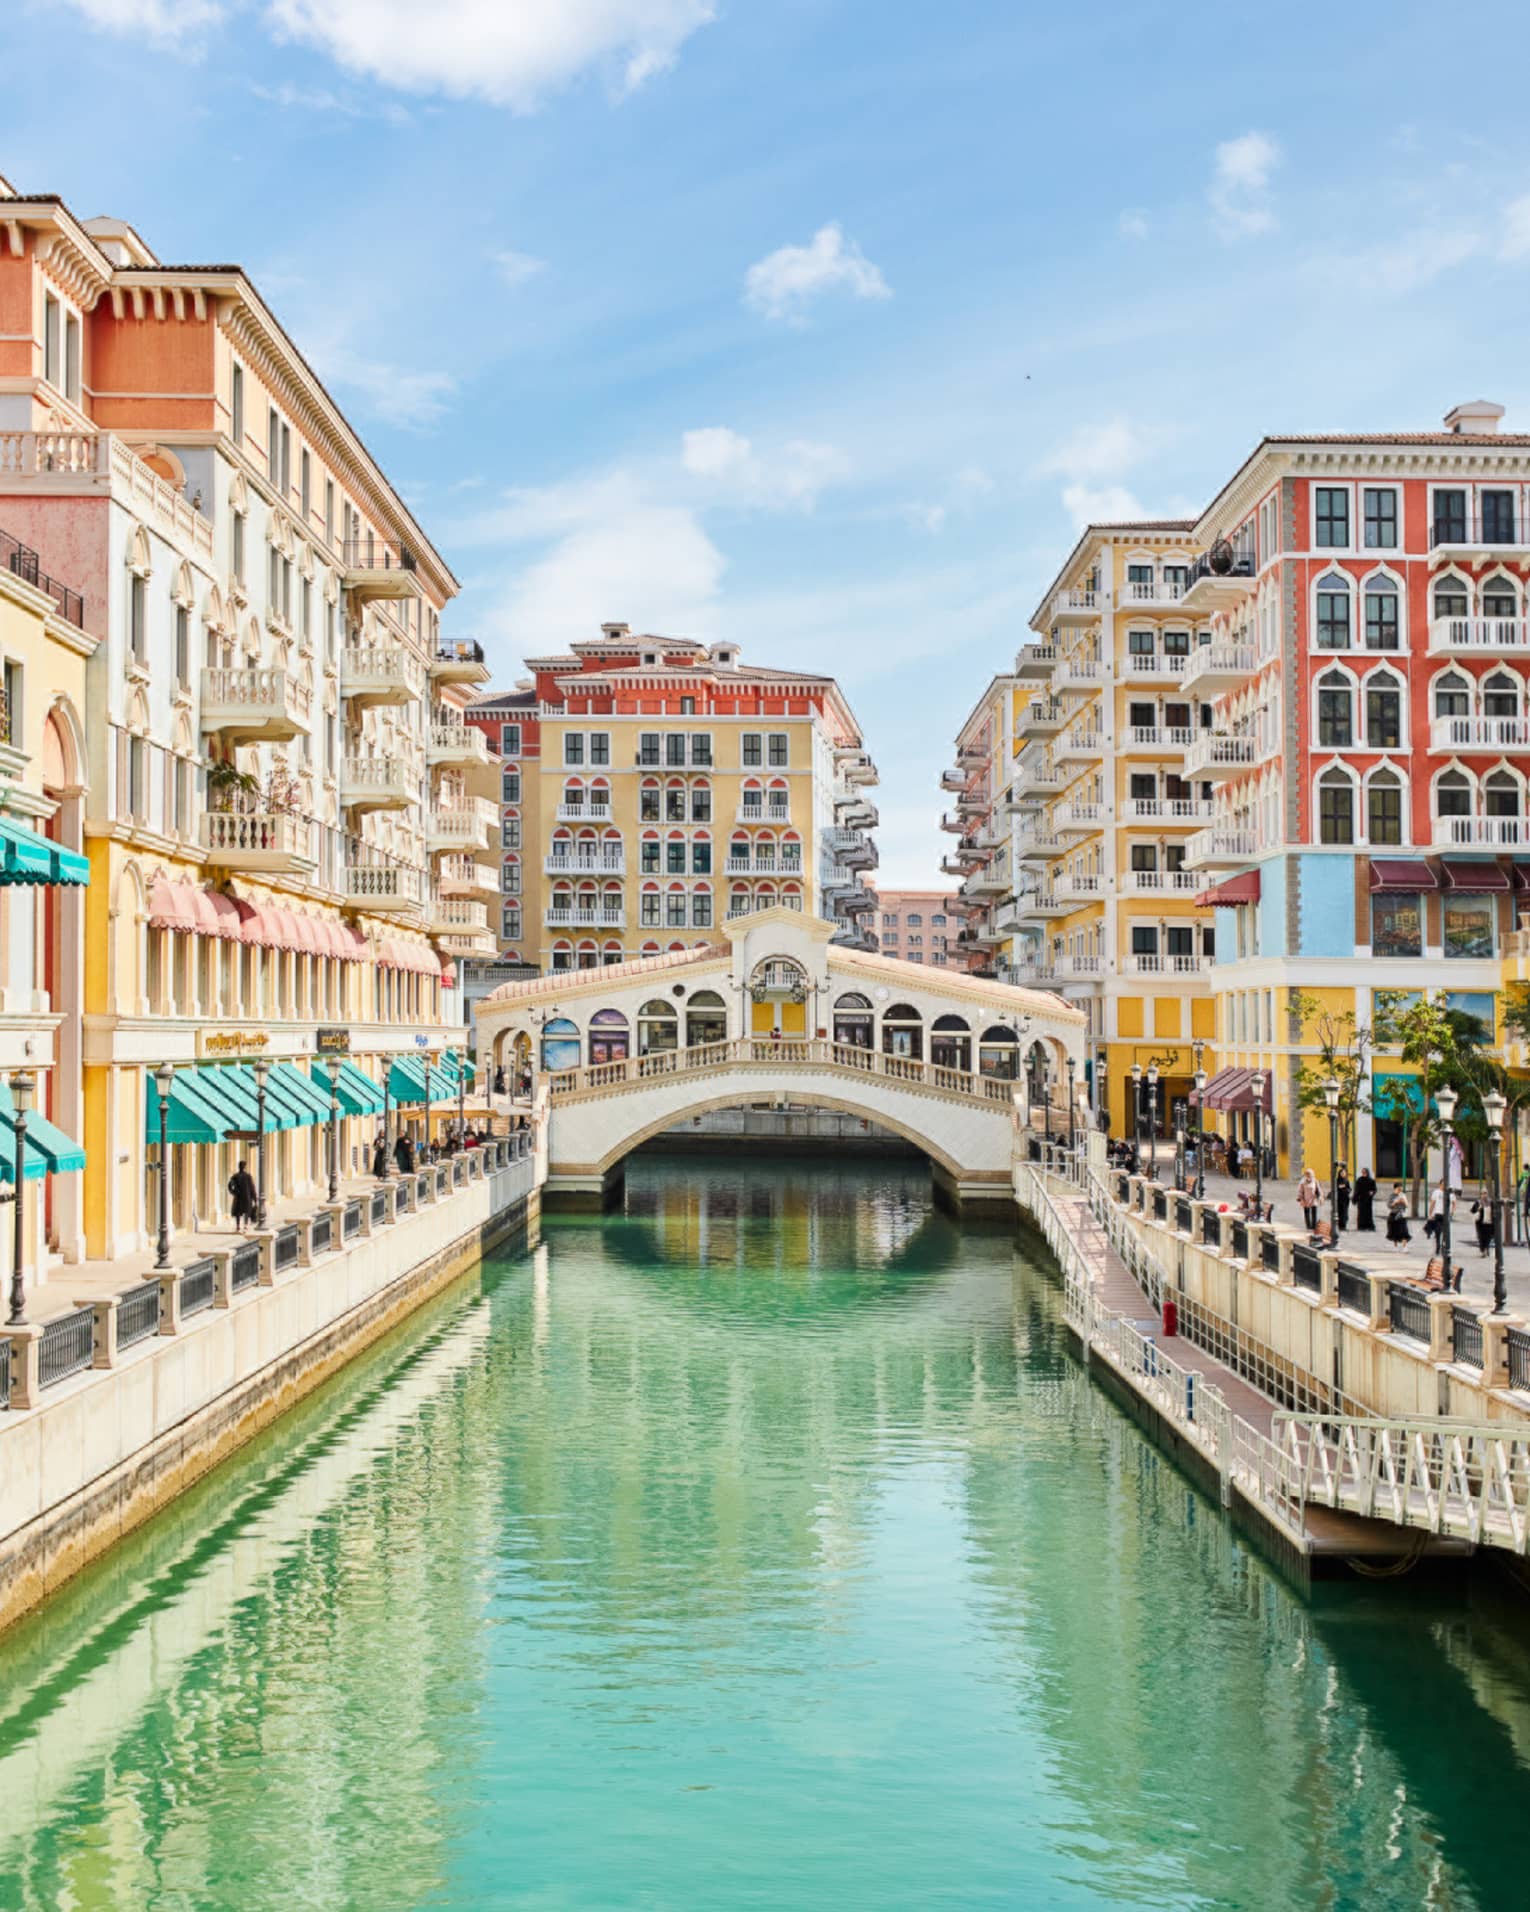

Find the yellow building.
[{"left": 1013, "top": 523, "right": 1218, "bottom": 1135}]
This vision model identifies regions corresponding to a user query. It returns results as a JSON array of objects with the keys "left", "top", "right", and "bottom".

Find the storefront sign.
[
  {"left": 199, "top": 1029, "right": 270, "bottom": 1057},
  {"left": 316, "top": 1027, "right": 351, "bottom": 1055}
]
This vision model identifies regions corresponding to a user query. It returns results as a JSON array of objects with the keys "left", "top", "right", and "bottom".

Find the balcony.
[
  {"left": 0, "top": 523, "right": 85, "bottom": 630},
  {"left": 1016, "top": 825, "right": 1064, "bottom": 862},
  {"left": 339, "top": 646, "right": 414, "bottom": 708},
  {"left": 429, "top": 640, "right": 490, "bottom": 687},
  {"left": 344, "top": 863, "right": 424, "bottom": 914},
  {"left": 1429, "top": 510, "right": 1530, "bottom": 560},
  {"left": 1427, "top": 617, "right": 1530, "bottom": 655},
  {"left": 556, "top": 800, "right": 614, "bottom": 825},
  {"left": 1121, "top": 869, "right": 1201, "bottom": 895},
  {"left": 1431, "top": 815, "right": 1527, "bottom": 850},
  {"left": 545, "top": 904, "right": 628, "bottom": 930},
  {"left": 1121, "top": 651, "right": 1190, "bottom": 680},
  {"left": 426, "top": 718, "right": 492, "bottom": 767},
  {"left": 824, "top": 827, "right": 877, "bottom": 869},
  {"left": 1050, "top": 587, "right": 1100, "bottom": 626},
  {"left": 1120, "top": 797, "right": 1211, "bottom": 826},
  {"left": 1054, "top": 656, "right": 1103, "bottom": 692},
  {"left": 342, "top": 537, "right": 422, "bottom": 603},
  {"left": 1122, "top": 952, "right": 1205, "bottom": 977},
  {"left": 1015, "top": 642, "right": 1059, "bottom": 677},
  {"left": 199, "top": 809, "right": 315, "bottom": 877},
  {"left": 1054, "top": 724, "right": 1103, "bottom": 763},
  {"left": 1180, "top": 547, "right": 1257, "bottom": 613},
  {"left": 341, "top": 754, "right": 415, "bottom": 812},
  {"left": 938, "top": 855, "right": 967, "bottom": 878},
  {"left": 961, "top": 865, "right": 1009, "bottom": 897},
  {"left": 1127, "top": 724, "right": 1196, "bottom": 752},
  {"left": 1054, "top": 802, "right": 1103, "bottom": 841},
  {"left": 1051, "top": 954, "right": 1103, "bottom": 981},
  {"left": 1014, "top": 752, "right": 1066, "bottom": 797},
  {"left": 0, "top": 430, "right": 214, "bottom": 562},
  {"left": 1181, "top": 641, "right": 1256, "bottom": 695},
  {"left": 439, "top": 855, "right": 501, "bottom": 898},
  {"left": 940, "top": 767, "right": 969, "bottom": 792},
  {"left": 1020, "top": 696, "right": 1065, "bottom": 735},
  {"left": 427, "top": 798, "right": 498, "bottom": 850},
  {"left": 939, "top": 810, "right": 967, "bottom": 834},
  {"left": 1183, "top": 826, "right": 1257, "bottom": 869},
  {"left": 1121, "top": 578, "right": 1188, "bottom": 608},
  {"left": 834, "top": 745, "right": 878, "bottom": 784},
  {"left": 1183, "top": 733, "right": 1256, "bottom": 780},
  {"left": 545, "top": 848, "right": 626, "bottom": 877},
  {"left": 430, "top": 895, "right": 491, "bottom": 936},
  {"left": 837, "top": 798, "right": 879, "bottom": 831},
  {"left": 736, "top": 805, "right": 792, "bottom": 828},
  {"left": 200, "top": 667, "right": 310, "bottom": 743},
  {"left": 1054, "top": 873, "right": 1103, "bottom": 905},
  {"left": 725, "top": 854, "right": 804, "bottom": 877},
  {"left": 1430, "top": 715, "right": 1530, "bottom": 752},
  {"left": 436, "top": 927, "right": 499, "bottom": 957}
]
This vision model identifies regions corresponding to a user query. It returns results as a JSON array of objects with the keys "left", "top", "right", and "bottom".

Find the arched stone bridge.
[{"left": 476, "top": 908, "right": 1087, "bottom": 1212}]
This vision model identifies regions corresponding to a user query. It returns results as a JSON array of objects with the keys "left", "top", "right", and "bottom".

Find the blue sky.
[{"left": 13, "top": 0, "right": 1530, "bottom": 884}]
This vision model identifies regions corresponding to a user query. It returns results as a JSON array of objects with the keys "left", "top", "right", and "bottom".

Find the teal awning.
[
  {"left": 220, "top": 1063, "right": 302, "bottom": 1132},
  {"left": 388, "top": 1055, "right": 454, "bottom": 1105},
  {"left": 441, "top": 1049, "right": 475, "bottom": 1088},
  {"left": 269, "top": 1060, "right": 333, "bottom": 1125},
  {"left": 0, "top": 1079, "right": 84, "bottom": 1181},
  {"left": 147, "top": 1065, "right": 244, "bottom": 1145},
  {"left": 310, "top": 1059, "right": 386, "bottom": 1117},
  {"left": 0, "top": 816, "right": 88, "bottom": 887}
]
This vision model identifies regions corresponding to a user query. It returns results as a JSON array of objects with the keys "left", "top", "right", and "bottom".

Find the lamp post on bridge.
[
  {"left": 1192, "top": 1037, "right": 1206, "bottom": 1201},
  {"left": 1066, "top": 1056, "right": 1076, "bottom": 1161},
  {"left": 154, "top": 1061, "right": 175, "bottom": 1270},
  {"left": 1250, "top": 1069, "right": 1266, "bottom": 1218},
  {"left": 1323, "top": 1076, "right": 1341, "bottom": 1239},
  {"left": 7, "top": 1070, "right": 34, "bottom": 1325}
]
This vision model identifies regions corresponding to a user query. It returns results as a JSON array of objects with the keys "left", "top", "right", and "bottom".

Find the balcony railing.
[
  {"left": 201, "top": 807, "right": 314, "bottom": 866},
  {"left": 736, "top": 805, "right": 791, "bottom": 826},
  {"left": 1429, "top": 715, "right": 1530, "bottom": 752},
  {"left": 556, "top": 800, "right": 614, "bottom": 823},
  {"left": 341, "top": 755, "right": 415, "bottom": 806},
  {"left": 1052, "top": 587, "right": 1099, "bottom": 617},
  {"left": 725, "top": 855, "right": 803, "bottom": 875},
  {"left": 1122, "top": 952, "right": 1204, "bottom": 975},
  {"left": 546, "top": 905, "right": 627, "bottom": 929},
  {"left": 1183, "top": 733, "right": 1256, "bottom": 779},
  {"left": 1184, "top": 825, "right": 1257, "bottom": 868},
  {"left": 0, "top": 430, "right": 214, "bottom": 560},
  {"left": 342, "top": 536, "right": 417, "bottom": 571},
  {"left": 1123, "top": 578, "right": 1188, "bottom": 605},
  {"left": 1121, "top": 869, "right": 1200, "bottom": 894},
  {"left": 200, "top": 667, "right": 311, "bottom": 740},
  {"left": 0, "top": 524, "right": 85, "bottom": 629},
  {"left": 1430, "top": 814, "right": 1526, "bottom": 850},
  {"left": 1180, "top": 641, "right": 1256, "bottom": 691},
  {"left": 436, "top": 896, "right": 490, "bottom": 931},
  {"left": 545, "top": 849, "right": 626, "bottom": 876},
  {"left": 1427, "top": 617, "right": 1530, "bottom": 653},
  {"left": 429, "top": 800, "right": 498, "bottom": 846},
  {"left": 1128, "top": 724, "right": 1196, "bottom": 749},
  {"left": 340, "top": 646, "right": 415, "bottom": 704},
  {"left": 344, "top": 863, "right": 424, "bottom": 907},
  {"left": 1120, "top": 797, "right": 1211, "bottom": 825},
  {"left": 427, "top": 719, "right": 491, "bottom": 765},
  {"left": 1121, "top": 651, "right": 1191, "bottom": 677}
]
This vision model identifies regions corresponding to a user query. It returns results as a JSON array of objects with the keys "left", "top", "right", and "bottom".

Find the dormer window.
[{"left": 643, "top": 651, "right": 658, "bottom": 666}]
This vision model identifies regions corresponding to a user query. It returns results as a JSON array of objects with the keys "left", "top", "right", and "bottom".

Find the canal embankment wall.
[
  {"left": 0, "top": 1150, "right": 540, "bottom": 1634},
  {"left": 637, "top": 1106, "right": 923, "bottom": 1157}
]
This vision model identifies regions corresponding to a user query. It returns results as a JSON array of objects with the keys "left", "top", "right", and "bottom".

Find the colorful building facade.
[{"left": 870, "top": 888, "right": 964, "bottom": 968}]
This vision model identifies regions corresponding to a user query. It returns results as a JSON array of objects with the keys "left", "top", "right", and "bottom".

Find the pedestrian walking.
[
  {"left": 395, "top": 1131, "right": 414, "bottom": 1174},
  {"left": 1334, "top": 1166, "right": 1351, "bottom": 1232},
  {"left": 1297, "top": 1169, "right": 1321, "bottom": 1232},
  {"left": 493, "top": 1064, "right": 506, "bottom": 1098},
  {"left": 1354, "top": 1168, "right": 1377, "bottom": 1232},
  {"left": 1386, "top": 1185, "right": 1411, "bottom": 1246},
  {"left": 372, "top": 1136, "right": 388, "bottom": 1179},
  {"left": 1472, "top": 1193, "right": 1495, "bottom": 1258},
  {"left": 1424, "top": 1184, "right": 1447, "bottom": 1246},
  {"left": 228, "top": 1159, "right": 257, "bottom": 1233}
]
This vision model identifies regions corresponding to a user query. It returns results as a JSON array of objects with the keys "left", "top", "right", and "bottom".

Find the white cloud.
[
  {"left": 680, "top": 427, "right": 850, "bottom": 508},
  {"left": 743, "top": 223, "right": 892, "bottom": 325},
  {"left": 1501, "top": 194, "right": 1530, "bottom": 261},
  {"left": 318, "top": 343, "right": 457, "bottom": 429},
  {"left": 1119, "top": 210, "right": 1149, "bottom": 241},
  {"left": 1040, "top": 417, "right": 1145, "bottom": 482},
  {"left": 265, "top": 0, "right": 715, "bottom": 111},
  {"left": 1209, "top": 131, "right": 1281, "bottom": 238},
  {"left": 493, "top": 248, "right": 547, "bottom": 287},
  {"left": 1060, "top": 483, "right": 1145, "bottom": 529},
  {"left": 56, "top": 0, "right": 220, "bottom": 39},
  {"left": 250, "top": 80, "right": 412, "bottom": 122}
]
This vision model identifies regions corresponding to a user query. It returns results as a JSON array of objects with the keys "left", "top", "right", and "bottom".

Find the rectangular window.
[
  {"left": 129, "top": 574, "right": 147, "bottom": 662},
  {"left": 1316, "top": 590, "right": 1351, "bottom": 649},
  {"left": 280, "top": 424, "right": 291, "bottom": 497},
  {"left": 1364, "top": 589, "right": 1399, "bottom": 651},
  {"left": 1163, "top": 629, "right": 1191, "bottom": 657},
  {"left": 1481, "top": 489, "right": 1517, "bottom": 544},
  {"left": 665, "top": 788, "right": 686, "bottom": 822},
  {"left": 742, "top": 733, "right": 763, "bottom": 767},
  {"left": 1362, "top": 487, "right": 1397, "bottom": 548},
  {"left": 268, "top": 409, "right": 280, "bottom": 484},
  {"left": 1433, "top": 488, "right": 1467, "bottom": 545},
  {"left": 1443, "top": 898, "right": 1495, "bottom": 959},
  {"left": 1130, "top": 844, "right": 1158, "bottom": 871},
  {"left": 680, "top": 696, "right": 696, "bottom": 714},
  {"left": 1126, "top": 563, "right": 1152, "bottom": 585},
  {"left": 501, "top": 816, "right": 521, "bottom": 849},
  {"left": 641, "top": 841, "right": 660, "bottom": 873},
  {"left": 500, "top": 724, "right": 521, "bottom": 756},
  {"left": 692, "top": 892, "right": 712, "bottom": 928},
  {"left": 589, "top": 732, "right": 610, "bottom": 766},
  {"left": 641, "top": 893, "right": 661, "bottom": 927},
  {"left": 639, "top": 732, "right": 661, "bottom": 766},
  {"left": 665, "top": 733, "right": 687, "bottom": 767},
  {"left": 666, "top": 893, "right": 687, "bottom": 928},
  {"left": 640, "top": 788, "right": 660, "bottom": 822},
  {"left": 174, "top": 605, "right": 189, "bottom": 687},
  {"left": 1130, "top": 925, "right": 1158, "bottom": 956},
  {"left": 690, "top": 787, "right": 711, "bottom": 822},
  {"left": 64, "top": 313, "right": 81, "bottom": 403},
  {"left": 1165, "top": 926, "right": 1194, "bottom": 957},
  {"left": 1128, "top": 773, "right": 1157, "bottom": 799},
  {"left": 666, "top": 841, "right": 686, "bottom": 874},
  {"left": 1127, "top": 629, "right": 1155, "bottom": 655},
  {"left": 129, "top": 735, "right": 147, "bottom": 820},
  {"left": 299, "top": 449, "right": 311, "bottom": 520},
  {"left": 43, "top": 294, "right": 60, "bottom": 387},
  {"left": 1319, "top": 780, "right": 1354, "bottom": 844},
  {"left": 692, "top": 842, "right": 711, "bottom": 874},
  {"left": 324, "top": 478, "right": 334, "bottom": 545},
  {"left": 564, "top": 733, "right": 585, "bottom": 766},
  {"left": 691, "top": 734, "right": 712, "bottom": 766},
  {"left": 1317, "top": 690, "right": 1352, "bottom": 747},
  {"left": 768, "top": 733, "right": 789, "bottom": 767},
  {"left": 1365, "top": 688, "right": 1401, "bottom": 749},
  {"left": 1315, "top": 487, "right": 1350, "bottom": 547}
]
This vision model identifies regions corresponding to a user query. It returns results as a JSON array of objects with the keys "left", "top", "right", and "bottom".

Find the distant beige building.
[{"left": 871, "top": 888, "right": 964, "bottom": 969}]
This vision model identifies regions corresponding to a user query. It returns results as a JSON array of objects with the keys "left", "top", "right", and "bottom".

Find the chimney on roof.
[
  {"left": 600, "top": 621, "right": 631, "bottom": 640},
  {"left": 1444, "top": 400, "right": 1505, "bottom": 436},
  {"left": 709, "top": 641, "right": 739, "bottom": 672}
]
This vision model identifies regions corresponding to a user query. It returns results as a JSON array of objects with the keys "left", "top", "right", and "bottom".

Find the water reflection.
[{"left": 0, "top": 1159, "right": 1522, "bottom": 1910}]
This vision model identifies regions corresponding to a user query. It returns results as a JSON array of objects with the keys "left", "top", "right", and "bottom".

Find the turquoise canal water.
[{"left": 0, "top": 1157, "right": 1528, "bottom": 1909}]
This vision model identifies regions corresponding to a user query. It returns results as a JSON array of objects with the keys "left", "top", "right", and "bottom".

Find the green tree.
[
  {"left": 1371, "top": 991, "right": 1490, "bottom": 1215},
  {"left": 1289, "top": 989, "right": 1372, "bottom": 1170}
]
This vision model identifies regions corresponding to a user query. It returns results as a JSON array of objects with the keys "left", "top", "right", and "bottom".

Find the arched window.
[
  {"left": 588, "top": 1008, "right": 629, "bottom": 1064},
  {"left": 685, "top": 990, "right": 727, "bottom": 1047},
  {"left": 1434, "top": 766, "right": 1472, "bottom": 822},
  {"left": 1316, "top": 668, "right": 1354, "bottom": 748},
  {"left": 637, "top": 998, "right": 679, "bottom": 1056},
  {"left": 1315, "top": 571, "right": 1351, "bottom": 650},
  {"left": 1366, "top": 765, "right": 1405, "bottom": 846},
  {"left": 1485, "top": 767, "right": 1521, "bottom": 818},
  {"left": 1362, "top": 574, "right": 1400, "bottom": 651},
  {"left": 1482, "top": 670, "right": 1521, "bottom": 720},
  {"left": 978, "top": 1024, "right": 1021, "bottom": 1080},
  {"left": 880, "top": 1002, "right": 923, "bottom": 1062},
  {"left": 540, "top": 1016, "right": 581, "bottom": 1072},
  {"left": 1433, "top": 669, "right": 1471, "bottom": 720},
  {"left": 1317, "top": 765, "right": 1355, "bottom": 844},
  {"left": 1483, "top": 573, "right": 1519, "bottom": 622},
  {"left": 832, "top": 991, "right": 873, "bottom": 1048},
  {"left": 1433, "top": 575, "right": 1469, "bottom": 623},
  {"left": 1364, "top": 668, "right": 1404, "bottom": 749}
]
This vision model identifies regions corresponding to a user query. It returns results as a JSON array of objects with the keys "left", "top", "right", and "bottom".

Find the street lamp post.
[
  {"left": 154, "top": 1061, "right": 175, "bottom": 1270},
  {"left": 326, "top": 1054, "right": 342, "bottom": 1204},
  {"left": 1322, "top": 1077, "right": 1341, "bottom": 1238},
  {"left": 1436, "top": 1082, "right": 1458, "bottom": 1282},
  {"left": 1066, "top": 1056, "right": 1076, "bottom": 1159},
  {"left": 252, "top": 1055, "right": 270, "bottom": 1231},
  {"left": 1484, "top": 1089, "right": 1508, "bottom": 1315},
  {"left": 457, "top": 1058, "right": 467, "bottom": 1149},
  {"left": 1147, "top": 1065, "right": 1159, "bottom": 1181},
  {"left": 1250, "top": 1069, "right": 1266, "bottom": 1218},
  {"left": 380, "top": 1073, "right": 393, "bottom": 1179},
  {"left": 423, "top": 1053, "right": 434, "bottom": 1161},
  {"left": 1130, "top": 1061, "right": 1143, "bottom": 1169},
  {"left": 1174, "top": 1125, "right": 1186, "bottom": 1192},
  {"left": 7, "top": 1071, "right": 34, "bottom": 1325},
  {"left": 1193, "top": 1066, "right": 1208, "bottom": 1201},
  {"left": 1041, "top": 1056, "right": 1052, "bottom": 1150}
]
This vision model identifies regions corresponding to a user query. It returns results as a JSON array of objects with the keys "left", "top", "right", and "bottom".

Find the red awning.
[
  {"left": 1194, "top": 872, "right": 1260, "bottom": 908},
  {"left": 379, "top": 938, "right": 439, "bottom": 975},
  {"left": 1199, "top": 1066, "right": 1273, "bottom": 1113},
  {"left": 1369, "top": 858, "right": 1437, "bottom": 892},
  {"left": 147, "top": 877, "right": 203, "bottom": 934},
  {"left": 1441, "top": 861, "right": 1511, "bottom": 892},
  {"left": 439, "top": 963, "right": 458, "bottom": 988},
  {"left": 203, "top": 891, "right": 243, "bottom": 940},
  {"left": 1514, "top": 864, "right": 1530, "bottom": 893}
]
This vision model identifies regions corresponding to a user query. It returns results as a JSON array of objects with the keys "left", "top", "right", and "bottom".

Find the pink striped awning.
[{"left": 148, "top": 878, "right": 243, "bottom": 938}]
